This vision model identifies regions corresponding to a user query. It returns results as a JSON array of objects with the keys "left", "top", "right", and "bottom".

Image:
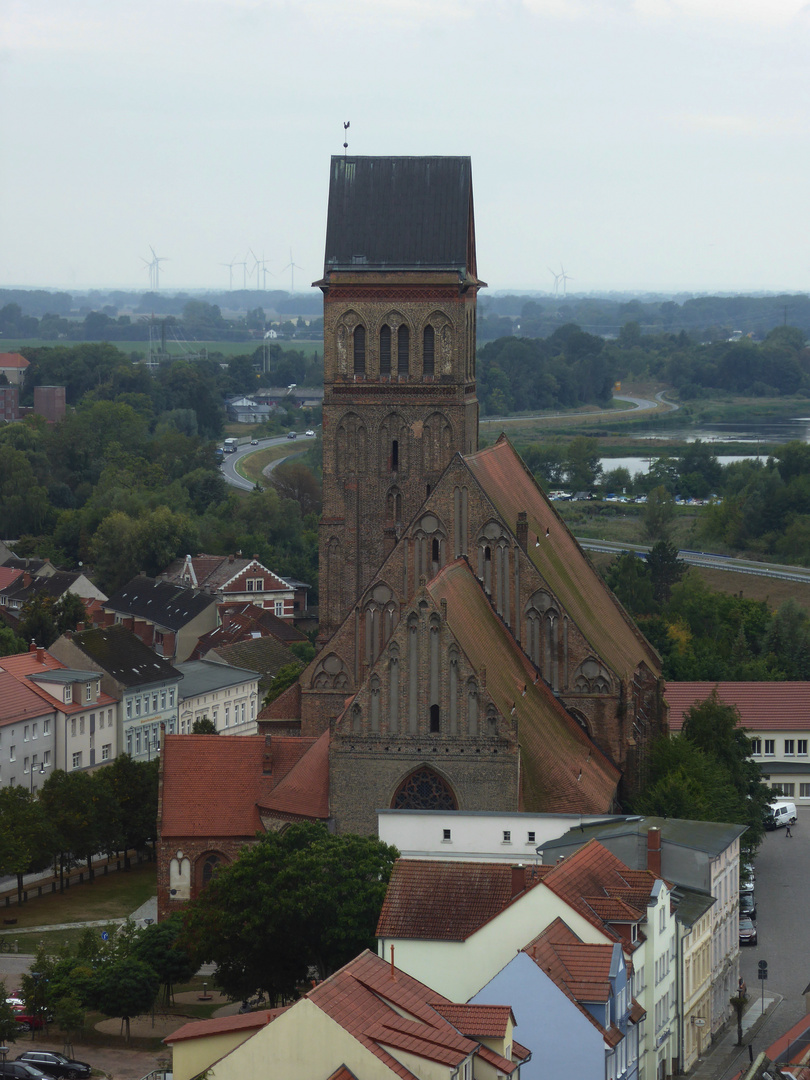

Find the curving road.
[
  {"left": 480, "top": 390, "right": 677, "bottom": 427},
  {"left": 220, "top": 434, "right": 307, "bottom": 491}
]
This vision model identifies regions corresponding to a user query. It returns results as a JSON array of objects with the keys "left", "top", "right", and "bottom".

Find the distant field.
[{"left": 0, "top": 338, "right": 323, "bottom": 358}]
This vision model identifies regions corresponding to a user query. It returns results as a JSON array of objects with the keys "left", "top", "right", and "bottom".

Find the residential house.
[
  {"left": 666, "top": 681, "right": 810, "bottom": 805},
  {"left": 50, "top": 626, "right": 182, "bottom": 763},
  {"left": 0, "top": 645, "right": 118, "bottom": 777},
  {"left": 165, "top": 950, "right": 528, "bottom": 1080},
  {"left": 98, "top": 574, "right": 218, "bottom": 663},
  {"left": 0, "top": 669, "right": 56, "bottom": 790},
  {"left": 176, "top": 659, "right": 260, "bottom": 735},
  {"left": 377, "top": 840, "right": 679, "bottom": 1080},
  {"left": 203, "top": 636, "right": 301, "bottom": 698},
  {"left": 0, "top": 353, "right": 29, "bottom": 387},
  {"left": 225, "top": 396, "right": 273, "bottom": 424},
  {"left": 157, "top": 732, "right": 330, "bottom": 919},
  {"left": 471, "top": 920, "right": 640, "bottom": 1080},
  {"left": 159, "top": 554, "right": 300, "bottom": 618},
  {"left": 190, "top": 602, "right": 307, "bottom": 660},
  {"left": 541, "top": 815, "right": 745, "bottom": 1042},
  {"left": 0, "top": 567, "right": 107, "bottom": 628}
]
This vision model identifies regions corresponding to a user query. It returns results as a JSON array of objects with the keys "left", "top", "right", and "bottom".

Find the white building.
[{"left": 176, "top": 660, "right": 260, "bottom": 735}]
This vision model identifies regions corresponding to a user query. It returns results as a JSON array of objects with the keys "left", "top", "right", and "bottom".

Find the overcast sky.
[{"left": 3, "top": 0, "right": 809, "bottom": 296}]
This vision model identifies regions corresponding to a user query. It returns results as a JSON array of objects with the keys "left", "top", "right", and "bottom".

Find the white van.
[{"left": 765, "top": 800, "right": 797, "bottom": 830}]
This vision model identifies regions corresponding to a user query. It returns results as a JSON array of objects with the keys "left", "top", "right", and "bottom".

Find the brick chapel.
[{"left": 157, "top": 156, "right": 666, "bottom": 918}]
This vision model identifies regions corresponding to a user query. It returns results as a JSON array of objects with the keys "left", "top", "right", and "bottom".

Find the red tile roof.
[
  {"left": 0, "top": 353, "right": 29, "bottom": 369},
  {"left": 376, "top": 859, "right": 549, "bottom": 941},
  {"left": 0, "top": 567, "right": 23, "bottom": 591},
  {"left": 160, "top": 735, "right": 276, "bottom": 837},
  {"left": 308, "top": 951, "right": 518, "bottom": 1076},
  {"left": 465, "top": 437, "right": 660, "bottom": 680},
  {"left": 431, "top": 1003, "right": 514, "bottom": 1038},
  {"left": 258, "top": 679, "right": 301, "bottom": 720},
  {"left": 0, "top": 670, "right": 54, "bottom": 724},
  {"left": 427, "top": 561, "right": 620, "bottom": 813},
  {"left": 524, "top": 918, "right": 615, "bottom": 1003},
  {"left": 165, "top": 1008, "right": 284, "bottom": 1044},
  {"left": 258, "top": 730, "right": 330, "bottom": 820},
  {"left": 665, "top": 681, "right": 810, "bottom": 732},
  {"left": 541, "top": 840, "right": 657, "bottom": 942}
]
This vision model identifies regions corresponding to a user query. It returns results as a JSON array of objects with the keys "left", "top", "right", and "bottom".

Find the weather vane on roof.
[{"left": 343, "top": 121, "right": 350, "bottom": 158}]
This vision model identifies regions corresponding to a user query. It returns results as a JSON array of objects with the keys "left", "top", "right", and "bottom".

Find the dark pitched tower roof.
[{"left": 324, "top": 156, "right": 478, "bottom": 276}]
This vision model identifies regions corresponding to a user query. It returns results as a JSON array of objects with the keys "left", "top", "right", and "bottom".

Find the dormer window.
[
  {"left": 63, "top": 687, "right": 72, "bottom": 703},
  {"left": 85, "top": 683, "right": 92, "bottom": 702},
  {"left": 631, "top": 923, "right": 638, "bottom": 942}
]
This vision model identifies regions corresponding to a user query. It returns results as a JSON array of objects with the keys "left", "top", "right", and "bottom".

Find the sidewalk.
[{"left": 687, "top": 991, "right": 780, "bottom": 1080}]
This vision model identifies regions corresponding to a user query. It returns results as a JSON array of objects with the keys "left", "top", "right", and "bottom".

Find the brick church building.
[{"left": 157, "top": 156, "right": 666, "bottom": 919}]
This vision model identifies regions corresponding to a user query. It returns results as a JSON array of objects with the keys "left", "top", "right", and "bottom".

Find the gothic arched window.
[
  {"left": 392, "top": 767, "right": 457, "bottom": 810},
  {"left": 423, "top": 325, "right": 435, "bottom": 376},
  {"left": 201, "top": 854, "right": 221, "bottom": 887},
  {"left": 380, "top": 324, "right": 391, "bottom": 375},
  {"left": 397, "top": 325, "right": 409, "bottom": 376},
  {"left": 353, "top": 325, "right": 366, "bottom": 375}
]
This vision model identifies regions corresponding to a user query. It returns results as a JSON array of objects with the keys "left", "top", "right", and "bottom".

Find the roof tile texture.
[
  {"left": 376, "top": 859, "right": 548, "bottom": 941},
  {"left": 465, "top": 438, "right": 660, "bottom": 680},
  {"left": 427, "top": 560, "right": 620, "bottom": 813},
  {"left": 666, "top": 681, "right": 810, "bottom": 731}
]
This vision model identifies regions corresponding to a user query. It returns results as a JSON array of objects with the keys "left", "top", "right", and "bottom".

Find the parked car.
[
  {"left": 287, "top": 431, "right": 297, "bottom": 439},
  {"left": 16, "top": 1052, "right": 91, "bottom": 1079},
  {"left": 0, "top": 1063, "right": 52, "bottom": 1079},
  {"left": 740, "top": 874, "right": 755, "bottom": 895},
  {"left": 739, "top": 916, "right": 758, "bottom": 946},
  {"left": 740, "top": 893, "right": 757, "bottom": 919},
  {"left": 305, "top": 429, "right": 316, "bottom": 437},
  {"left": 10, "top": 1005, "right": 49, "bottom": 1031}
]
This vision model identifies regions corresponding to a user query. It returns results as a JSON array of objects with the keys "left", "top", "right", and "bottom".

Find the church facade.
[{"left": 157, "top": 156, "right": 666, "bottom": 916}]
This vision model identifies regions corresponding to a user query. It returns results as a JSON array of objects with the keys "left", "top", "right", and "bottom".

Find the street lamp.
[{"left": 30, "top": 762, "right": 47, "bottom": 794}]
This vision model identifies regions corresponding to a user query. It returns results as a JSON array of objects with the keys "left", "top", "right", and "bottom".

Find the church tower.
[{"left": 316, "top": 156, "right": 484, "bottom": 640}]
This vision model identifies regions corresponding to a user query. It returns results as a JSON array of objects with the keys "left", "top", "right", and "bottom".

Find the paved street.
[{"left": 716, "top": 806, "right": 810, "bottom": 1078}]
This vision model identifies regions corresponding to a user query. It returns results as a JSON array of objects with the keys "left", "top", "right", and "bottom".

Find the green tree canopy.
[
  {"left": 87, "top": 957, "right": 159, "bottom": 1043},
  {"left": 181, "top": 823, "right": 398, "bottom": 1003},
  {"left": 133, "top": 914, "right": 197, "bottom": 1005}
]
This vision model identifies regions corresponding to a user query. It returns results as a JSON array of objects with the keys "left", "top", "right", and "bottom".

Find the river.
[{"left": 599, "top": 415, "right": 810, "bottom": 478}]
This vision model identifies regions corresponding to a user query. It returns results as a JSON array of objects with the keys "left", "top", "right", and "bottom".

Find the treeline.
[
  {"left": 0, "top": 755, "right": 158, "bottom": 905},
  {"left": 478, "top": 325, "right": 614, "bottom": 415},
  {"left": 0, "top": 293, "right": 322, "bottom": 343},
  {"left": 1, "top": 346, "right": 321, "bottom": 596},
  {"left": 606, "top": 545, "right": 810, "bottom": 682},
  {"left": 18, "top": 341, "right": 321, "bottom": 410},
  {"left": 479, "top": 292, "right": 810, "bottom": 341}
]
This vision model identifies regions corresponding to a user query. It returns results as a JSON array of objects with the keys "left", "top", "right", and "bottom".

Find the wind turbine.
[
  {"left": 281, "top": 249, "right": 304, "bottom": 293},
  {"left": 547, "top": 266, "right": 562, "bottom": 299},
  {"left": 559, "top": 264, "right": 574, "bottom": 297},
  {"left": 149, "top": 246, "right": 168, "bottom": 290},
  {"left": 220, "top": 254, "right": 238, "bottom": 290},
  {"left": 234, "top": 254, "right": 248, "bottom": 291}
]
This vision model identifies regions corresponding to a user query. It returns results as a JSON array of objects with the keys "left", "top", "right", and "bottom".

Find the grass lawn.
[
  {"left": 0, "top": 863, "right": 156, "bottom": 954},
  {"left": 236, "top": 443, "right": 305, "bottom": 486}
]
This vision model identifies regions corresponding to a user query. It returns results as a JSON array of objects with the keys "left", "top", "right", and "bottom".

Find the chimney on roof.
[
  {"left": 36, "top": 646, "right": 44, "bottom": 663},
  {"left": 22, "top": 572, "right": 31, "bottom": 587},
  {"left": 252, "top": 554, "right": 259, "bottom": 560},
  {"left": 647, "top": 827, "right": 662, "bottom": 876},
  {"left": 511, "top": 864, "right": 525, "bottom": 898},
  {"left": 516, "top": 511, "right": 528, "bottom": 552},
  {"left": 229, "top": 554, "right": 235, "bottom": 563},
  {"left": 29, "top": 640, "right": 37, "bottom": 653}
]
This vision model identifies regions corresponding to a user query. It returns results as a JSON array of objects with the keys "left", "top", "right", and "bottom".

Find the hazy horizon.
[{"left": 4, "top": 1, "right": 810, "bottom": 296}]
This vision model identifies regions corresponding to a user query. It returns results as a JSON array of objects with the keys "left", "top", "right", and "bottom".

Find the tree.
[
  {"left": 565, "top": 437, "right": 602, "bottom": 491},
  {"left": 134, "top": 915, "right": 197, "bottom": 1005},
  {"left": 262, "top": 662, "right": 303, "bottom": 707},
  {"left": 268, "top": 462, "right": 322, "bottom": 516},
  {"left": 0, "top": 624, "right": 26, "bottom": 656},
  {"left": 645, "top": 540, "right": 685, "bottom": 604},
  {"left": 96, "top": 755, "right": 159, "bottom": 866},
  {"left": 88, "top": 957, "right": 159, "bottom": 1043},
  {"left": 18, "top": 593, "right": 58, "bottom": 648},
  {"left": 643, "top": 485, "right": 676, "bottom": 542},
  {"left": 0, "top": 787, "right": 53, "bottom": 905},
  {"left": 38, "top": 770, "right": 102, "bottom": 888},
  {"left": 181, "top": 824, "right": 398, "bottom": 1003},
  {"left": 605, "top": 552, "right": 656, "bottom": 616},
  {"left": 192, "top": 716, "right": 217, "bottom": 734},
  {"left": 53, "top": 591, "right": 87, "bottom": 636}
]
